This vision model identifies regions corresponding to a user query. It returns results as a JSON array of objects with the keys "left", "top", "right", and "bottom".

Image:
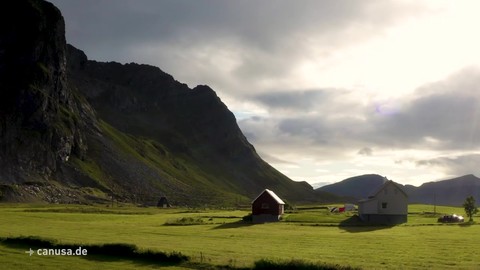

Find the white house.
[{"left": 358, "top": 180, "right": 408, "bottom": 224}]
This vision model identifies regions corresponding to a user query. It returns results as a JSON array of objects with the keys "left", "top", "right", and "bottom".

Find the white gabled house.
[{"left": 358, "top": 180, "right": 408, "bottom": 224}]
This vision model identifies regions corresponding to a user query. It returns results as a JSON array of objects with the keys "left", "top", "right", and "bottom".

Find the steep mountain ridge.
[
  {"left": 66, "top": 44, "right": 317, "bottom": 203},
  {"left": 0, "top": 0, "right": 323, "bottom": 205}
]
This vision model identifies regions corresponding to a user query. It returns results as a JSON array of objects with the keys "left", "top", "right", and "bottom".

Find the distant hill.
[
  {"left": 409, "top": 174, "right": 480, "bottom": 206},
  {"left": 317, "top": 174, "right": 387, "bottom": 200},
  {"left": 317, "top": 174, "right": 480, "bottom": 206}
]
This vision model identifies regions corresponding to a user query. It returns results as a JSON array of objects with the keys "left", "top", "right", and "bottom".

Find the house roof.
[
  {"left": 358, "top": 197, "right": 375, "bottom": 203},
  {"left": 251, "top": 189, "right": 285, "bottom": 205},
  {"left": 366, "top": 180, "right": 408, "bottom": 199}
]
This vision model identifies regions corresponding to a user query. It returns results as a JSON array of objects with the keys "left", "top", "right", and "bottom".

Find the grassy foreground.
[{"left": 0, "top": 203, "right": 479, "bottom": 269}]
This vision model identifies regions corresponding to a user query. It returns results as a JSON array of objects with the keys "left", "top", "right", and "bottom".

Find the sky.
[{"left": 50, "top": 0, "right": 480, "bottom": 187}]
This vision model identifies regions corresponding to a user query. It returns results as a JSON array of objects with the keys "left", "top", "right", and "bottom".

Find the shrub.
[
  {"left": 0, "top": 236, "right": 189, "bottom": 264},
  {"left": 87, "top": 243, "right": 137, "bottom": 257},
  {"left": 253, "top": 259, "right": 361, "bottom": 270},
  {"left": 164, "top": 217, "right": 205, "bottom": 226},
  {"left": 138, "top": 249, "right": 189, "bottom": 263},
  {"left": 1, "top": 236, "right": 56, "bottom": 248}
]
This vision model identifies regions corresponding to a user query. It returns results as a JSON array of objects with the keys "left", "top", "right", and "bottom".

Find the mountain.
[
  {"left": 408, "top": 174, "right": 480, "bottom": 206},
  {"left": 0, "top": 0, "right": 325, "bottom": 205},
  {"left": 317, "top": 174, "right": 387, "bottom": 200},
  {"left": 0, "top": 0, "right": 92, "bottom": 199},
  {"left": 65, "top": 44, "right": 319, "bottom": 204},
  {"left": 317, "top": 174, "right": 480, "bottom": 206}
]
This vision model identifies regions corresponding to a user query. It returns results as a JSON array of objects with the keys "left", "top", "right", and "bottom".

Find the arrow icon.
[{"left": 25, "top": 248, "right": 34, "bottom": 256}]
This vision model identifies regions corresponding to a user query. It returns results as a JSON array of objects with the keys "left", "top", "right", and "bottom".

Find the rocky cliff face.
[
  {"left": 67, "top": 45, "right": 258, "bottom": 172},
  {"left": 0, "top": 0, "right": 89, "bottom": 184},
  {"left": 0, "top": 0, "right": 320, "bottom": 205},
  {"left": 67, "top": 45, "right": 316, "bottom": 202}
]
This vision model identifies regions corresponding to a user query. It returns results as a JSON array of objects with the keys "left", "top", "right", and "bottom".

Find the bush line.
[
  {"left": 0, "top": 237, "right": 360, "bottom": 269},
  {"left": 0, "top": 236, "right": 188, "bottom": 263},
  {"left": 253, "top": 259, "right": 361, "bottom": 270}
]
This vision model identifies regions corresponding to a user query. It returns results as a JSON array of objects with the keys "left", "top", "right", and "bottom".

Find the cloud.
[
  {"left": 416, "top": 154, "right": 480, "bottom": 177},
  {"left": 253, "top": 90, "right": 330, "bottom": 111},
  {"left": 54, "top": 0, "right": 424, "bottom": 51},
  {"left": 51, "top": 0, "right": 428, "bottom": 98},
  {"left": 358, "top": 147, "right": 373, "bottom": 156},
  {"left": 372, "top": 68, "right": 480, "bottom": 150},
  {"left": 257, "top": 151, "right": 296, "bottom": 165},
  {"left": 239, "top": 67, "right": 480, "bottom": 180}
]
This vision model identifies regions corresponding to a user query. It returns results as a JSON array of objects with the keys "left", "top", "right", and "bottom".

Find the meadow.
[{"left": 0, "top": 203, "right": 478, "bottom": 269}]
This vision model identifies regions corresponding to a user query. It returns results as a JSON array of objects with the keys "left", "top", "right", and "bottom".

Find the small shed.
[
  {"left": 358, "top": 180, "right": 408, "bottom": 224},
  {"left": 251, "top": 189, "right": 285, "bottom": 223},
  {"left": 157, "top": 196, "right": 170, "bottom": 208}
]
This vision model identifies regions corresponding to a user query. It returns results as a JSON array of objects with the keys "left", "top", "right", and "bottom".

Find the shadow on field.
[
  {"left": 458, "top": 221, "right": 477, "bottom": 227},
  {"left": 338, "top": 216, "right": 394, "bottom": 233},
  {"left": 82, "top": 254, "right": 180, "bottom": 267},
  {"left": 0, "top": 236, "right": 188, "bottom": 267},
  {"left": 211, "top": 220, "right": 256, "bottom": 229}
]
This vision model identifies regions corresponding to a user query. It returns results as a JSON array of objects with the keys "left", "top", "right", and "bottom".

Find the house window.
[
  {"left": 382, "top": 202, "right": 388, "bottom": 209},
  {"left": 261, "top": 203, "right": 270, "bottom": 209}
]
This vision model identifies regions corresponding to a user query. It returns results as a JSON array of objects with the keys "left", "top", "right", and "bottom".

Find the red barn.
[{"left": 251, "top": 189, "right": 285, "bottom": 223}]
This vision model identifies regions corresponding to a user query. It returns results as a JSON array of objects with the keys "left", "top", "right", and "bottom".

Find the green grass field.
[{"left": 0, "top": 203, "right": 479, "bottom": 269}]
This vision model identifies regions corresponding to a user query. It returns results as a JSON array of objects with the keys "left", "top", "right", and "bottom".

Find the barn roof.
[
  {"left": 252, "top": 189, "right": 285, "bottom": 204},
  {"left": 366, "top": 180, "right": 408, "bottom": 199}
]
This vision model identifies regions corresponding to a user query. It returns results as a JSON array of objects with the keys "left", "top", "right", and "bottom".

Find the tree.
[{"left": 463, "top": 196, "right": 478, "bottom": 222}]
